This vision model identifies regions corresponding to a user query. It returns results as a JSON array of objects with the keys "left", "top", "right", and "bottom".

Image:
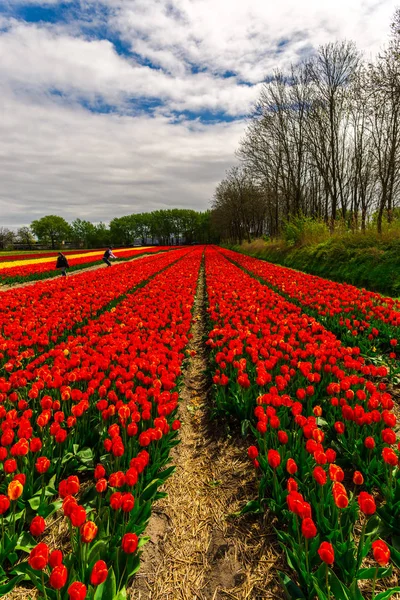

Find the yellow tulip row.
[{"left": 0, "top": 247, "right": 151, "bottom": 270}]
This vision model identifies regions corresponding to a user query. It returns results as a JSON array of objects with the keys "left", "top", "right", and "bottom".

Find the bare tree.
[
  {"left": 367, "top": 12, "right": 400, "bottom": 232},
  {"left": 212, "top": 167, "right": 267, "bottom": 243},
  {"left": 0, "top": 227, "right": 15, "bottom": 250},
  {"left": 212, "top": 14, "right": 400, "bottom": 241},
  {"left": 306, "top": 42, "right": 361, "bottom": 230},
  {"left": 17, "top": 226, "right": 35, "bottom": 249}
]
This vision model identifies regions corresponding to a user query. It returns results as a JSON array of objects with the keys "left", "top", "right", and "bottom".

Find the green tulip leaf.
[
  {"left": 365, "top": 515, "right": 381, "bottom": 537},
  {"left": 0, "top": 574, "right": 28, "bottom": 595},
  {"left": 232, "top": 499, "right": 262, "bottom": 517},
  {"left": 140, "top": 480, "right": 162, "bottom": 502},
  {"left": 357, "top": 566, "right": 392, "bottom": 580},
  {"left": 28, "top": 496, "right": 41, "bottom": 511},
  {"left": 38, "top": 500, "right": 62, "bottom": 519},
  {"left": 277, "top": 571, "right": 306, "bottom": 599},
  {"left": 328, "top": 570, "right": 352, "bottom": 600},
  {"left": 94, "top": 566, "right": 117, "bottom": 600},
  {"left": 387, "top": 543, "right": 400, "bottom": 569},
  {"left": 374, "top": 587, "right": 400, "bottom": 600},
  {"left": 15, "top": 531, "right": 37, "bottom": 553}
]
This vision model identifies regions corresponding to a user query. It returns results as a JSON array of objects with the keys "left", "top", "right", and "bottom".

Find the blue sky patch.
[
  {"left": 170, "top": 109, "right": 241, "bottom": 125},
  {"left": 7, "top": 1, "right": 78, "bottom": 24}
]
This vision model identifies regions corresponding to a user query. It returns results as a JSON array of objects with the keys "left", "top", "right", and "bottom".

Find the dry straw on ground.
[{"left": 131, "top": 266, "right": 284, "bottom": 600}]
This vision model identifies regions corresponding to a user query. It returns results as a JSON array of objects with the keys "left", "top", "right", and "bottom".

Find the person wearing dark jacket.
[
  {"left": 103, "top": 247, "right": 116, "bottom": 267},
  {"left": 56, "top": 252, "right": 69, "bottom": 277}
]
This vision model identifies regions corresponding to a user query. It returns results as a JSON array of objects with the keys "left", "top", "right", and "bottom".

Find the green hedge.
[{"left": 229, "top": 237, "right": 400, "bottom": 297}]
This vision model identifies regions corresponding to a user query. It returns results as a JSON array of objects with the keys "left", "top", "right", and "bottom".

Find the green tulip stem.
[
  {"left": 272, "top": 470, "right": 278, "bottom": 501},
  {"left": 371, "top": 566, "right": 378, "bottom": 600},
  {"left": 97, "top": 493, "right": 101, "bottom": 518},
  {"left": 41, "top": 571, "right": 48, "bottom": 600},
  {"left": 388, "top": 468, "right": 393, "bottom": 500},
  {"left": 338, "top": 510, "right": 344, "bottom": 543},
  {"left": 356, "top": 521, "right": 367, "bottom": 575},
  {"left": 305, "top": 538, "right": 310, "bottom": 575},
  {"left": 40, "top": 474, "right": 45, "bottom": 505},
  {"left": 295, "top": 515, "right": 301, "bottom": 548},
  {"left": 326, "top": 564, "right": 330, "bottom": 600},
  {"left": 118, "top": 561, "right": 128, "bottom": 593},
  {"left": 111, "top": 511, "right": 118, "bottom": 537},
  {"left": 77, "top": 535, "right": 83, "bottom": 579},
  {"left": 11, "top": 502, "right": 16, "bottom": 536}
]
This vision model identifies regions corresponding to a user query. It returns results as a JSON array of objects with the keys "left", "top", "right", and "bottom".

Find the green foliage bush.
[
  {"left": 282, "top": 216, "right": 330, "bottom": 246},
  {"left": 232, "top": 231, "right": 400, "bottom": 297}
]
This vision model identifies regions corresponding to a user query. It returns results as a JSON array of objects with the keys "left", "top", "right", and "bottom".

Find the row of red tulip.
[
  {"left": 205, "top": 247, "right": 400, "bottom": 600},
  {"left": 0, "top": 248, "right": 203, "bottom": 598},
  {"left": 220, "top": 248, "right": 400, "bottom": 357},
  {"left": 0, "top": 248, "right": 187, "bottom": 369},
  {"left": 0, "top": 247, "right": 168, "bottom": 284}
]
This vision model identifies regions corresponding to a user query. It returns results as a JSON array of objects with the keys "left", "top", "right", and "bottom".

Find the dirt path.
[
  {"left": 0, "top": 253, "right": 155, "bottom": 292},
  {"left": 131, "top": 264, "right": 283, "bottom": 600}
]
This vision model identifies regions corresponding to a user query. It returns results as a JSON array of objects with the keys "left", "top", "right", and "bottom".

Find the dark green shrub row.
[{"left": 229, "top": 237, "right": 400, "bottom": 297}]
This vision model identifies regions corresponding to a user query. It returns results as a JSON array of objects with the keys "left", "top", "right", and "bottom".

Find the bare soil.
[{"left": 130, "top": 264, "right": 283, "bottom": 600}]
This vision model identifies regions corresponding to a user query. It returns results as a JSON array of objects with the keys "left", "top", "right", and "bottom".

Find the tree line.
[
  {"left": 0, "top": 209, "right": 217, "bottom": 250},
  {"left": 212, "top": 10, "right": 400, "bottom": 242}
]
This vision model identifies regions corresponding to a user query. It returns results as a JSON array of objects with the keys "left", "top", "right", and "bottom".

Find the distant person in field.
[
  {"left": 103, "top": 247, "right": 116, "bottom": 267},
  {"left": 56, "top": 252, "right": 69, "bottom": 277}
]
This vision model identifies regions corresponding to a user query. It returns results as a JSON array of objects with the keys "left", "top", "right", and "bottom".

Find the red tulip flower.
[
  {"left": 121, "top": 533, "right": 139, "bottom": 554},
  {"left": 267, "top": 449, "right": 281, "bottom": 469},
  {"left": 313, "top": 466, "right": 327, "bottom": 486},
  {"left": 90, "top": 560, "right": 108, "bottom": 586},
  {"left": 286, "top": 458, "right": 298, "bottom": 475},
  {"left": 0, "top": 495, "right": 10, "bottom": 515},
  {"left": 70, "top": 505, "right": 87, "bottom": 527},
  {"left": 49, "top": 549, "right": 63, "bottom": 568},
  {"left": 95, "top": 478, "right": 108, "bottom": 493},
  {"left": 364, "top": 437, "right": 375, "bottom": 450},
  {"left": 318, "top": 541, "right": 335, "bottom": 565},
  {"left": 278, "top": 430, "right": 288, "bottom": 444},
  {"left": 35, "top": 456, "right": 51, "bottom": 474},
  {"left": 382, "top": 447, "right": 398, "bottom": 466},
  {"left": 8, "top": 480, "right": 23, "bottom": 501},
  {"left": 358, "top": 491, "right": 376, "bottom": 515},
  {"left": 247, "top": 446, "right": 258, "bottom": 460},
  {"left": 382, "top": 429, "right": 397, "bottom": 445},
  {"left": 49, "top": 565, "right": 68, "bottom": 590},
  {"left": 94, "top": 464, "right": 106, "bottom": 480},
  {"left": 66, "top": 475, "right": 80, "bottom": 495},
  {"left": 30, "top": 515, "right": 46, "bottom": 537},
  {"left": 81, "top": 521, "right": 98, "bottom": 543},
  {"left": 353, "top": 471, "right": 364, "bottom": 485},
  {"left": 29, "top": 542, "right": 49, "bottom": 571},
  {"left": 301, "top": 518, "right": 317, "bottom": 539},
  {"left": 67, "top": 581, "right": 87, "bottom": 600},
  {"left": 372, "top": 540, "right": 391, "bottom": 566},
  {"left": 121, "top": 493, "right": 135, "bottom": 513}
]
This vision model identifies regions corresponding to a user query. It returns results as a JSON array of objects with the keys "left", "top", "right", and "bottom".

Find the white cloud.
[
  {"left": 0, "top": 0, "right": 398, "bottom": 227},
  {"left": 0, "top": 88, "right": 244, "bottom": 227},
  {"left": 0, "top": 19, "right": 261, "bottom": 115},
  {"left": 107, "top": 0, "right": 397, "bottom": 81}
]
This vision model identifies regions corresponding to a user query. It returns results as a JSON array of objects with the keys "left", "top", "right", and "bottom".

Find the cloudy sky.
[{"left": 0, "top": 0, "right": 397, "bottom": 228}]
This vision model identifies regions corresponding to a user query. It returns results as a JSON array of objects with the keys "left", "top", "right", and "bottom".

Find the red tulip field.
[
  {"left": 0, "top": 246, "right": 399, "bottom": 599},
  {"left": 0, "top": 247, "right": 170, "bottom": 285}
]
